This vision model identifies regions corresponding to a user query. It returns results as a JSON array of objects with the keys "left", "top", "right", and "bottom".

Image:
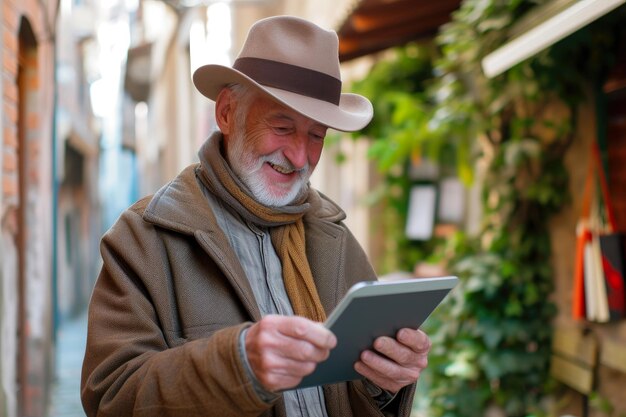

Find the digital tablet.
[{"left": 295, "top": 275, "right": 458, "bottom": 389}]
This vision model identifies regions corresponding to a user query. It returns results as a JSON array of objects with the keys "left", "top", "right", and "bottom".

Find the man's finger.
[
  {"left": 396, "top": 328, "right": 431, "bottom": 353},
  {"left": 275, "top": 336, "right": 333, "bottom": 363},
  {"left": 372, "top": 336, "right": 419, "bottom": 366},
  {"left": 354, "top": 350, "right": 418, "bottom": 393},
  {"left": 276, "top": 316, "right": 337, "bottom": 349}
]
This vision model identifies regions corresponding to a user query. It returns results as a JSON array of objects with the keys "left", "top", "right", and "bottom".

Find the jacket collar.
[{"left": 143, "top": 164, "right": 217, "bottom": 236}]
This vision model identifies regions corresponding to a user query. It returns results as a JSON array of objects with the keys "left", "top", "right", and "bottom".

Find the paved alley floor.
[{"left": 47, "top": 311, "right": 88, "bottom": 417}]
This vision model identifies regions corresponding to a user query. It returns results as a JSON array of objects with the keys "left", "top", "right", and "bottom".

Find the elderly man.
[{"left": 81, "top": 15, "right": 431, "bottom": 417}]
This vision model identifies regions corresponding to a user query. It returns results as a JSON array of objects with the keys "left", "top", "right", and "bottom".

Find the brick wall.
[
  {"left": 2, "top": 0, "right": 20, "bottom": 207},
  {"left": 1, "top": 0, "right": 57, "bottom": 416}
]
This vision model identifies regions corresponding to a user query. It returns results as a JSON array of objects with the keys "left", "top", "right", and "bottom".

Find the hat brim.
[{"left": 193, "top": 64, "right": 373, "bottom": 132}]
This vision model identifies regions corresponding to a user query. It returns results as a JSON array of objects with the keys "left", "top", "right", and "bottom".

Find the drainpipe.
[{"left": 50, "top": 2, "right": 60, "bottom": 346}]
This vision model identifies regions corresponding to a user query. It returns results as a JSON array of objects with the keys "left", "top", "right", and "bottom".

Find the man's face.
[{"left": 225, "top": 93, "right": 327, "bottom": 207}]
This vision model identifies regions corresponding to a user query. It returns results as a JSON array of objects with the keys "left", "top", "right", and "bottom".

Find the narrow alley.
[{"left": 47, "top": 314, "right": 88, "bottom": 417}]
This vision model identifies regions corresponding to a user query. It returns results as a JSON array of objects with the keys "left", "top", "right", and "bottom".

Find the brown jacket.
[{"left": 81, "top": 163, "right": 416, "bottom": 417}]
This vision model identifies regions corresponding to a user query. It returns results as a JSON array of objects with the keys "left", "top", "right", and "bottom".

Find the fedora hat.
[{"left": 192, "top": 15, "right": 373, "bottom": 132}]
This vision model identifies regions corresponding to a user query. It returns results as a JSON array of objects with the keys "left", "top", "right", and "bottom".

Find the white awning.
[{"left": 482, "top": 0, "right": 626, "bottom": 78}]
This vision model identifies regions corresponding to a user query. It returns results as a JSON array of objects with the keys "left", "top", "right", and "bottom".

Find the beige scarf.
[{"left": 198, "top": 133, "right": 327, "bottom": 322}]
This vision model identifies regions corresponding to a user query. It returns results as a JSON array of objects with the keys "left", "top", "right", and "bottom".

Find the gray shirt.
[{"left": 204, "top": 187, "right": 329, "bottom": 417}]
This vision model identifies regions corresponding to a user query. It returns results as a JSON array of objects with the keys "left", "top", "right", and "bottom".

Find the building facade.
[{"left": 1, "top": 0, "right": 58, "bottom": 415}]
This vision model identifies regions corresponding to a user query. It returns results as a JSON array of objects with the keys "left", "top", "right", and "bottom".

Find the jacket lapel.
[
  {"left": 143, "top": 164, "right": 261, "bottom": 321},
  {"left": 305, "top": 219, "right": 346, "bottom": 315},
  {"left": 195, "top": 229, "right": 262, "bottom": 321}
]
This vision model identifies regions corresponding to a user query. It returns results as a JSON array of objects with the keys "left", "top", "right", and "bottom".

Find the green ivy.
[
  {"left": 349, "top": 44, "right": 449, "bottom": 273},
  {"left": 349, "top": 1, "right": 626, "bottom": 415}
]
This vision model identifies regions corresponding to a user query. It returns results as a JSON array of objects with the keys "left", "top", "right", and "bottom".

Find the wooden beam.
[
  {"left": 549, "top": 327, "right": 599, "bottom": 395},
  {"left": 350, "top": 0, "right": 459, "bottom": 32},
  {"left": 356, "top": 0, "right": 460, "bottom": 17},
  {"left": 339, "top": 13, "right": 449, "bottom": 58},
  {"left": 600, "top": 337, "right": 626, "bottom": 374},
  {"left": 336, "top": 0, "right": 462, "bottom": 61},
  {"left": 552, "top": 327, "right": 598, "bottom": 367},
  {"left": 339, "top": 30, "right": 437, "bottom": 61},
  {"left": 341, "top": 12, "right": 450, "bottom": 43},
  {"left": 550, "top": 355, "right": 595, "bottom": 394}
]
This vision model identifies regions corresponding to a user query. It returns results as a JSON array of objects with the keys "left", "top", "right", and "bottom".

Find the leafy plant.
[
  {"left": 590, "top": 392, "right": 626, "bottom": 417},
  {"left": 349, "top": 44, "right": 449, "bottom": 273},
  {"left": 348, "top": 0, "right": 626, "bottom": 416}
]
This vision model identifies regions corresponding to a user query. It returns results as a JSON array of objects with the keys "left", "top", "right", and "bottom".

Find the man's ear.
[{"left": 215, "top": 87, "right": 234, "bottom": 135}]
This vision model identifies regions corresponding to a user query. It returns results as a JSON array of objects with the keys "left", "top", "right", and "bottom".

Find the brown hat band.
[{"left": 233, "top": 57, "right": 342, "bottom": 105}]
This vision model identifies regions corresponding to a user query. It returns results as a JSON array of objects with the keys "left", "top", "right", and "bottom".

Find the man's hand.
[
  {"left": 245, "top": 315, "right": 337, "bottom": 392},
  {"left": 354, "top": 328, "right": 431, "bottom": 393}
]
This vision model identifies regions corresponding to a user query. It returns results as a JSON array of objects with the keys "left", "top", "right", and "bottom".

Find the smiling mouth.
[{"left": 268, "top": 162, "right": 295, "bottom": 174}]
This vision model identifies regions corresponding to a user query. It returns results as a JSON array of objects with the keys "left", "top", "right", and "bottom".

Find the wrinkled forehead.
[{"left": 245, "top": 91, "right": 329, "bottom": 131}]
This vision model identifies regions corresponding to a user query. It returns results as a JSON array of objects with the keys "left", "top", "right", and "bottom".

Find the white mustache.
[{"left": 260, "top": 153, "right": 309, "bottom": 176}]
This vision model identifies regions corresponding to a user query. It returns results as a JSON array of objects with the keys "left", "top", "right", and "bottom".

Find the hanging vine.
[{"left": 348, "top": 1, "right": 626, "bottom": 415}]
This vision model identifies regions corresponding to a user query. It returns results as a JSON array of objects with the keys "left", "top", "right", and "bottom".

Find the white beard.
[{"left": 226, "top": 128, "right": 310, "bottom": 207}]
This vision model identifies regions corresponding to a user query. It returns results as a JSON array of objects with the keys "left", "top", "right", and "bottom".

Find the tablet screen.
[{"left": 295, "top": 276, "right": 458, "bottom": 389}]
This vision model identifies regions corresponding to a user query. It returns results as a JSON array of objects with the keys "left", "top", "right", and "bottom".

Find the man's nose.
[{"left": 283, "top": 133, "right": 309, "bottom": 170}]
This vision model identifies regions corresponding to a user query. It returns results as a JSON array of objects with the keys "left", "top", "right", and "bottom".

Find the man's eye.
[
  {"left": 272, "top": 126, "right": 292, "bottom": 134},
  {"left": 310, "top": 130, "right": 326, "bottom": 141}
]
